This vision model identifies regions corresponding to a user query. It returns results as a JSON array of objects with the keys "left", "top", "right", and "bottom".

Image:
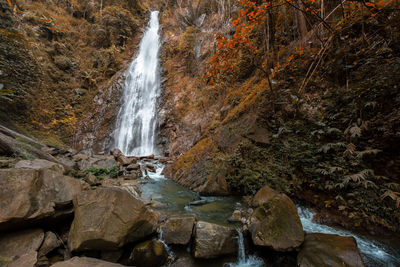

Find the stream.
[{"left": 139, "top": 162, "right": 400, "bottom": 267}]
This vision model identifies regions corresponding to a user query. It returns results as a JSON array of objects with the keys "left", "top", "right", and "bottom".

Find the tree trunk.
[{"left": 296, "top": 0, "right": 307, "bottom": 42}]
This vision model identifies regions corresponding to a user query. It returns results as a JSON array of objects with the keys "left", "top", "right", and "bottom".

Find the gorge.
[{"left": 0, "top": 0, "right": 400, "bottom": 266}]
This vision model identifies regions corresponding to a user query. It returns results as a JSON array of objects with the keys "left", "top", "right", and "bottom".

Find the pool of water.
[{"left": 139, "top": 162, "right": 242, "bottom": 226}]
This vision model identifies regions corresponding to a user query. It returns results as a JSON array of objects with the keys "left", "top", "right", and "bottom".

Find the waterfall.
[
  {"left": 113, "top": 11, "right": 161, "bottom": 156},
  {"left": 224, "top": 229, "right": 264, "bottom": 267}
]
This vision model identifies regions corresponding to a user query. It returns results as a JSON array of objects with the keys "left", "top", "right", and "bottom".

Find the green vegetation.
[{"left": 85, "top": 166, "right": 119, "bottom": 179}]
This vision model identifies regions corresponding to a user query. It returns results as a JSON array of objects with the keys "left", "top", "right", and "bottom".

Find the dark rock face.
[
  {"left": 51, "top": 257, "right": 125, "bottom": 267},
  {"left": 0, "top": 166, "right": 82, "bottom": 231},
  {"left": 297, "top": 233, "right": 365, "bottom": 267},
  {"left": 192, "top": 221, "right": 238, "bottom": 259},
  {"left": 73, "top": 69, "right": 125, "bottom": 154},
  {"left": 249, "top": 188, "right": 304, "bottom": 251},
  {"left": 68, "top": 188, "right": 158, "bottom": 251},
  {"left": 161, "top": 215, "right": 195, "bottom": 245},
  {"left": 130, "top": 240, "right": 168, "bottom": 267}
]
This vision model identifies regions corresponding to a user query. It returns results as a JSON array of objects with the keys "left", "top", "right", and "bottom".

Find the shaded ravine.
[{"left": 113, "top": 11, "right": 161, "bottom": 156}]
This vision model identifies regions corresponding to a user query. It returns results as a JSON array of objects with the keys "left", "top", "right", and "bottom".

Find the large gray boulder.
[
  {"left": 192, "top": 221, "right": 237, "bottom": 259},
  {"left": 0, "top": 229, "right": 44, "bottom": 266},
  {"left": 297, "top": 233, "right": 365, "bottom": 267},
  {"left": 68, "top": 188, "right": 158, "bottom": 251},
  {"left": 161, "top": 215, "right": 195, "bottom": 245},
  {"left": 0, "top": 166, "right": 83, "bottom": 230},
  {"left": 51, "top": 257, "right": 125, "bottom": 267},
  {"left": 249, "top": 188, "right": 304, "bottom": 251}
]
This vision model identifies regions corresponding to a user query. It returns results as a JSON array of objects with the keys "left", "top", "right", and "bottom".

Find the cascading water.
[
  {"left": 113, "top": 11, "right": 161, "bottom": 156},
  {"left": 224, "top": 229, "right": 264, "bottom": 267},
  {"left": 298, "top": 207, "right": 400, "bottom": 267}
]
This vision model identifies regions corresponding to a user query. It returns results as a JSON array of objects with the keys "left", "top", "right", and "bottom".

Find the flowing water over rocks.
[
  {"left": 113, "top": 11, "right": 161, "bottom": 156},
  {"left": 298, "top": 207, "right": 400, "bottom": 267}
]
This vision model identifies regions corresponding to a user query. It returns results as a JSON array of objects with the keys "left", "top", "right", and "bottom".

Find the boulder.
[
  {"left": 145, "top": 164, "right": 156, "bottom": 173},
  {"left": 297, "top": 233, "right": 365, "bottom": 267},
  {"left": 251, "top": 185, "right": 280, "bottom": 207},
  {"left": 192, "top": 221, "right": 237, "bottom": 259},
  {"left": 126, "top": 163, "right": 140, "bottom": 171},
  {"left": 15, "top": 158, "right": 64, "bottom": 174},
  {"left": 249, "top": 193, "right": 304, "bottom": 251},
  {"left": 0, "top": 229, "right": 44, "bottom": 266},
  {"left": 74, "top": 154, "right": 117, "bottom": 170},
  {"left": 0, "top": 168, "right": 82, "bottom": 230},
  {"left": 117, "top": 155, "right": 136, "bottom": 166},
  {"left": 0, "top": 228, "right": 44, "bottom": 258},
  {"left": 161, "top": 215, "right": 195, "bottom": 245},
  {"left": 8, "top": 251, "right": 37, "bottom": 267},
  {"left": 51, "top": 257, "right": 125, "bottom": 267},
  {"left": 83, "top": 173, "right": 99, "bottom": 186},
  {"left": 110, "top": 148, "right": 123, "bottom": 158},
  {"left": 68, "top": 188, "right": 158, "bottom": 251},
  {"left": 38, "top": 231, "right": 62, "bottom": 257},
  {"left": 130, "top": 240, "right": 168, "bottom": 267}
]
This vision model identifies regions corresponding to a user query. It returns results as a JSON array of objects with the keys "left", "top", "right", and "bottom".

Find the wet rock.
[
  {"left": 0, "top": 168, "right": 82, "bottom": 230},
  {"left": 251, "top": 185, "right": 280, "bottom": 207},
  {"left": 130, "top": 240, "right": 168, "bottom": 267},
  {"left": 38, "top": 231, "right": 62, "bottom": 257},
  {"left": 249, "top": 192, "right": 304, "bottom": 251},
  {"left": 189, "top": 199, "right": 209, "bottom": 206},
  {"left": 193, "top": 221, "right": 237, "bottom": 259},
  {"left": 126, "top": 163, "right": 140, "bottom": 171},
  {"left": 228, "top": 210, "right": 242, "bottom": 223},
  {"left": 51, "top": 256, "right": 125, "bottom": 267},
  {"left": 145, "top": 164, "right": 156, "bottom": 172},
  {"left": 0, "top": 229, "right": 44, "bottom": 266},
  {"left": 68, "top": 188, "right": 158, "bottom": 251},
  {"left": 15, "top": 158, "right": 65, "bottom": 173},
  {"left": 297, "top": 233, "right": 365, "bottom": 267},
  {"left": 161, "top": 215, "right": 196, "bottom": 245},
  {"left": 117, "top": 155, "right": 135, "bottom": 166}
]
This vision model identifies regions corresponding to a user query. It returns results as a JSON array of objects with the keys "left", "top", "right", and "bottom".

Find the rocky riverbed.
[{"left": 0, "top": 149, "right": 371, "bottom": 266}]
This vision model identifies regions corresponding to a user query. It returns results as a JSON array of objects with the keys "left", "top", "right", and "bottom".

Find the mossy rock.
[{"left": 249, "top": 192, "right": 304, "bottom": 251}]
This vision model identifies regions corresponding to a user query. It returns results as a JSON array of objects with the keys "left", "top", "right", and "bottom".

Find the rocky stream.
[{"left": 0, "top": 10, "right": 399, "bottom": 267}]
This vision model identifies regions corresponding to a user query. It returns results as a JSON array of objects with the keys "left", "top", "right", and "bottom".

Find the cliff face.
[
  {"left": 0, "top": 0, "right": 144, "bottom": 146},
  {"left": 158, "top": 2, "right": 400, "bottom": 233}
]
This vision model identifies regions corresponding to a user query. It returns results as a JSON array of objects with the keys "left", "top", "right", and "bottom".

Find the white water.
[
  {"left": 298, "top": 207, "right": 400, "bottom": 267},
  {"left": 224, "top": 230, "right": 265, "bottom": 267},
  {"left": 113, "top": 11, "right": 161, "bottom": 156}
]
